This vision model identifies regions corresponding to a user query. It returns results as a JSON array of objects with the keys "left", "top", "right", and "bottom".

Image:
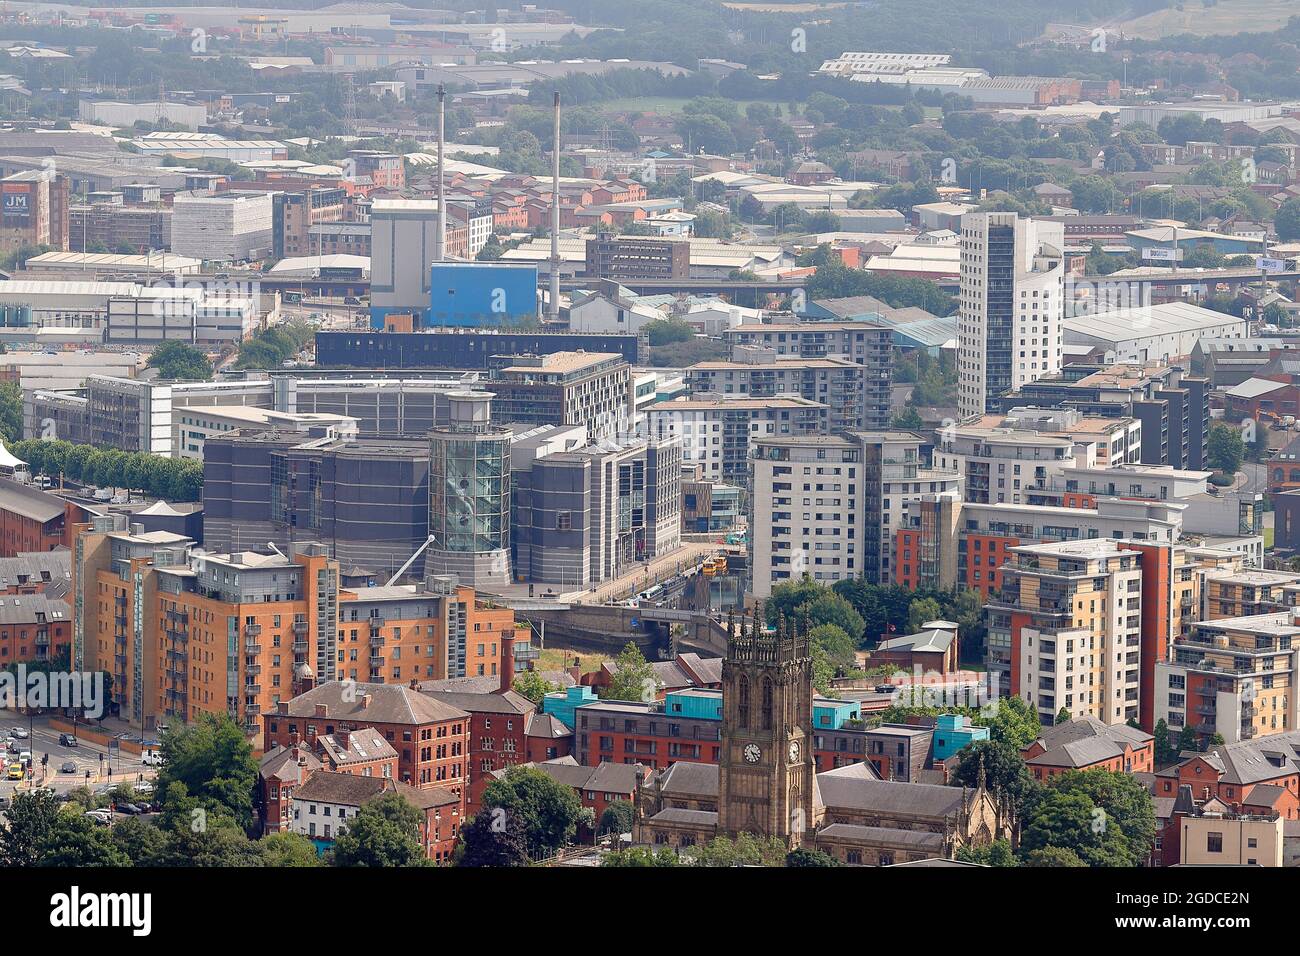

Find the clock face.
[
  {"left": 743, "top": 743, "right": 761, "bottom": 763},
  {"left": 788, "top": 740, "right": 800, "bottom": 763}
]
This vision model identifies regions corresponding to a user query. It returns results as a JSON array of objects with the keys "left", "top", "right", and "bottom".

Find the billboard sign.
[{"left": 1, "top": 184, "right": 31, "bottom": 226}]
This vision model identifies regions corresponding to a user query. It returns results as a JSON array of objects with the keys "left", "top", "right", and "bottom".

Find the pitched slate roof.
[
  {"left": 1025, "top": 716, "right": 1152, "bottom": 768},
  {"left": 420, "top": 687, "right": 534, "bottom": 716},
  {"left": 655, "top": 760, "right": 719, "bottom": 799},
  {"left": 316, "top": 727, "right": 397, "bottom": 767},
  {"left": 1173, "top": 731, "right": 1300, "bottom": 786},
  {"left": 281, "top": 681, "right": 469, "bottom": 724},
  {"left": 259, "top": 744, "right": 321, "bottom": 781},
  {"left": 817, "top": 771, "right": 963, "bottom": 819},
  {"left": 817, "top": 823, "right": 945, "bottom": 850}
]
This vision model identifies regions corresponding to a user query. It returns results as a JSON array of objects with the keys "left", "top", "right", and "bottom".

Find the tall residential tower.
[{"left": 957, "top": 212, "right": 1065, "bottom": 419}]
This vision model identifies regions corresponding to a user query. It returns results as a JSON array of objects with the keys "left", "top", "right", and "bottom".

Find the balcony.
[
  {"left": 245, "top": 683, "right": 262, "bottom": 695},
  {"left": 245, "top": 641, "right": 262, "bottom": 655},
  {"left": 369, "top": 655, "right": 385, "bottom": 667},
  {"left": 370, "top": 635, "right": 384, "bottom": 648},
  {"left": 244, "top": 623, "right": 262, "bottom": 638},
  {"left": 293, "top": 641, "right": 309, "bottom": 653},
  {"left": 292, "top": 621, "right": 309, "bottom": 635},
  {"left": 368, "top": 618, "right": 385, "bottom": 633}
]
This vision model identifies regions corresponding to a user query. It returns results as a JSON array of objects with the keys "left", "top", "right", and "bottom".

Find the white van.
[{"left": 141, "top": 750, "right": 164, "bottom": 767}]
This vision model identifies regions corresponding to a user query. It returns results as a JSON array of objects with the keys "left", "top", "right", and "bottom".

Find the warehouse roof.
[{"left": 1062, "top": 301, "right": 1246, "bottom": 343}]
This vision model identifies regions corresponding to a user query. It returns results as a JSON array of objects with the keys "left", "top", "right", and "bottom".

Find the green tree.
[
  {"left": 981, "top": 694, "right": 1044, "bottom": 750},
  {"left": 601, "top": 846, "right": 680, "bottom": 867},
  {"left": 1207, "top": 421, "right": 1245, "bottom": 475},
  {"left": 1049, "top": 769, "right": 1157, "bottom": 865},
  {"left": 156, "top": 713, "right": 260, "bottom": 833},
  {"left": 907, "top": 597, "right": 943, "bottom": 634},
  {"left": 330, "top": 792, "right": 430, "bottom": 867},
  {"left": 36, "top": 812, "right": 132, "bottom": 867},
  {"left": 1023, "top": 845, "right": 1087, "bottom": 867},
  {"left": 0, "top": 789, "right": 61, "bottom": 866},
  {"left": 1056, "top": 707, "right": 1072, "bottom": 725},
  {"left": 786, "top": 847, "right": 842, "bottom": 867},
  {"left": 146, "top": 341, "right": 213, "bottom": 381},
  {"left": 602, "top": 641, "right": 658, "bottom": 702},
  {"left": 598, "top": 799, "right": 635, "bottom": 837},
  {"left": 692, "top": 832, "right": 787, "bottom": 867},
  {"left": 950, "top": 739, "right": 1037, "bottom": 810},
  {"left": 260, "top": 831, "right": 325, "bottom": 866},
  {"left": 807, "top": 623, "right": 858, "bottom": 672},
  {"left": 457, "top": 809, "right": 530, "bottom": 867},
  {"left": 1152, "top": 718, "right": 1176, "bottom": 766},
  {"left": 0, "top": 380, "right": 22, "bottom": 445},
  {"left": 1276, "top": 197, "right": 1300, "bottom": 242},
  {"left": 512, "top": 669, "right": 556, "bottom": 706},
  {"left": 481, "top": 765, "right": 583, "bottom": 858},
  {"left": 1019, "top": 789, "right": 1132, "bottom": 867},
  {"left": 110, "top": 816, "right": 167, "bottom": 865},
  {"left": 956, "top": 838, "right": 1018, "bottom": 866}
]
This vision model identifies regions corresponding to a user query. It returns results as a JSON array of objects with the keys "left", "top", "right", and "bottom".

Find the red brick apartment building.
[
  {"left": 0, "top": 478, "right": 87, "bottom": 556},
  {"left": 1020, "top": 717, "right": 1154, "bottom": 782},
  {"left": 419, "top": 633, "right": 575, "bottom": 813},
  {"left": 265, "top": 681, "right": 469, "bottom": 793}
]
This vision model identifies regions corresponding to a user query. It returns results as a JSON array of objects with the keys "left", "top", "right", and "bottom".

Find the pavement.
[{"left": 0, "top": 710, "right": 157, "bottom": 800}]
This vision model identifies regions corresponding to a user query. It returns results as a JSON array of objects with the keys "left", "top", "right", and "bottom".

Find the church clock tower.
[{"left": 717, "top": 605, "right": 815, "bottom": 849}]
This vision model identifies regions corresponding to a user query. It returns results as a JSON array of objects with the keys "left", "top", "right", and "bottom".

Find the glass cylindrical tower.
[{"left": 427, "top": 391, "right": 512, "bottom": 588}]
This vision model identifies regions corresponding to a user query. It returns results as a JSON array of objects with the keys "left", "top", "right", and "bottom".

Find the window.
[{"left": 1206, "top": 832, "right": 1223, "bottom": 854}]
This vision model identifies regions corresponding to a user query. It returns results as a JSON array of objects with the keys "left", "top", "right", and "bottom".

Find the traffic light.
[{"left": 40, "top": 753, "right": 48, "bottom": 767}]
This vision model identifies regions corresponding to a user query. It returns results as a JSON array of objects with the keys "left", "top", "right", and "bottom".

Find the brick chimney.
[
  {"left": 500, "top": 632, "right": 515, "bottom": 694},
  {"left": 336, "top": 729, "right": 350, "bottom": 752},
  {"left": 360, "top": 693, "right": 372, "bottom": 710}
]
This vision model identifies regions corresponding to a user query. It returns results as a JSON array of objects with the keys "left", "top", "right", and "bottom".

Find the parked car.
[
  {"left": 85, "top": 809, "right": 112, "bottom": 825},
  {"left": 59, "top": 760, "right": 77, "bottom": 774},
  {"left": 115, "top": 802, "right": 142, "bottom": 815},
  {"left": 59, "top": 734, "right": 78, "bottom": 747},
  {"left": 132, "top": 781, "right": 155, "bottom": 795}
]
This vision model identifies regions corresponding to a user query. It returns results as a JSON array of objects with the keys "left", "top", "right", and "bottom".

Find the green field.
[
  {"left": 1094, "top": 0, "right": 1297, "bottom": 39},
  {"left": 599, "top": 97, "right": 777, "bottom": 115}
]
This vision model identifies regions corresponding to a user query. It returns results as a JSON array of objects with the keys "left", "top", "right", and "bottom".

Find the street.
[{"left": 0, "top": 710, "right": 157, "bottom": 800}]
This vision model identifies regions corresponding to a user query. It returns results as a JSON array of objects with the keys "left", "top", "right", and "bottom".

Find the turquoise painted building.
[
  {"left": 812, "top": 696, "right": 861, "bottom": 731},
  {"left": 664, "top": 688, "right": 722, "bottom": 721},
  {"left": 931, "top": 713, "right": 989, "bottom": 760},
  {"left": 542, "top": 685, "right": 598, "bottom": 730}
]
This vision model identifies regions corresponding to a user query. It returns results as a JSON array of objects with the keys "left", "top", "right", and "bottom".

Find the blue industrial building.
[{"left": 426, "top": 261, "right": 539, "bottom": 328}]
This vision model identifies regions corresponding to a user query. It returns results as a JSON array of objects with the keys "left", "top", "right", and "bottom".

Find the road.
[{"left": 0, "top": 710, "right": 157, "bottom": 800}]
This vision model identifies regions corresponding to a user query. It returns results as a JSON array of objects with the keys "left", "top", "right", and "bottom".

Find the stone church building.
[{"left": 632, "top": 609, "right": 1014, "bottom": 865}]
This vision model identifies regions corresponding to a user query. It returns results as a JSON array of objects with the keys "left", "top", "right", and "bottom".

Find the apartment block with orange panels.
[
  {"left": 73, "top": 513, "right": 522, "bottom": 739},
  {"left": 1201, "top": 569, "right": 1300, "bottom": 621},
  {"left": 990, "top": 539, "right": 1150, "bottom": 728},
  {"left": 1155, "top": 611, "right": 1300, "bottom": 746},
  {"left": 336, "top": 579, "right": 515, "bottom": 685},
  {"left": 73, "top": 516, "right": 329, "bottom": 730}
]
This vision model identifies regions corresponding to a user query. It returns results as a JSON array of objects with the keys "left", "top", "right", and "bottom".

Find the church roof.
[
  {"left": 816, "top": 823, "right": 946, "bottom": 850},
  {"left": 817, "top": 774, "right": 965, "bottom": 819}
]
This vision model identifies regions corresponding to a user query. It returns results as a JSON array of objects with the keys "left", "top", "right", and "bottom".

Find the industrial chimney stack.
[
  {"left": 436, "top": 83, "right": 446, "bottom": 262},
  {"left": 547, "top": 90, "right": 561, "bottom": 322}
]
